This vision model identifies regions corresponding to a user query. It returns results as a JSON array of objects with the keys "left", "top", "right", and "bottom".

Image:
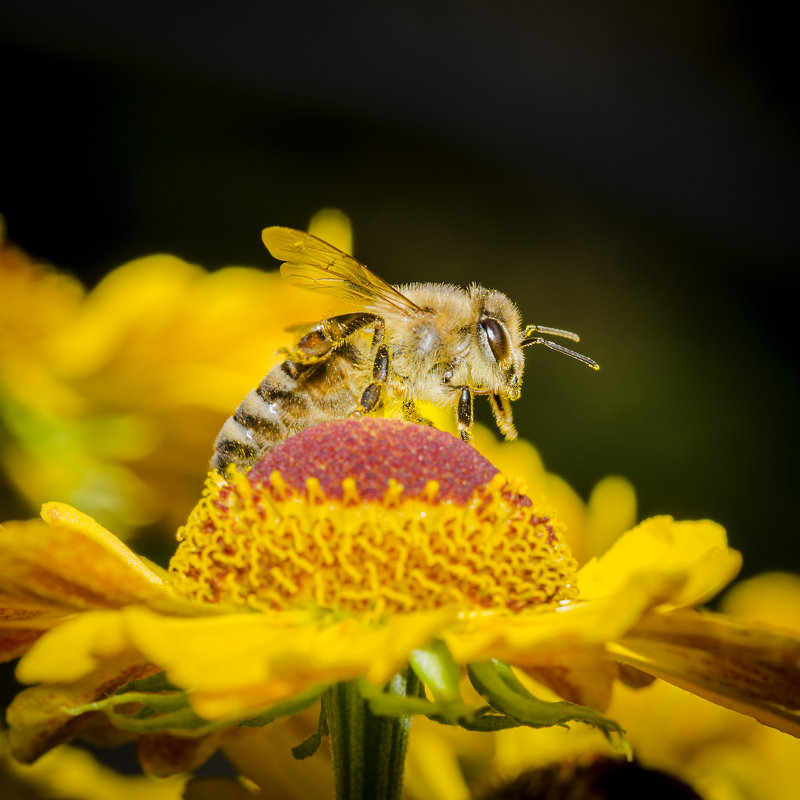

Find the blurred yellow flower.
[
  {"left": 0, "top": 213, "right": 342, "bottom": 536},
  {"left": 2, "top": 417, "right": 796, "bottom": 800}
]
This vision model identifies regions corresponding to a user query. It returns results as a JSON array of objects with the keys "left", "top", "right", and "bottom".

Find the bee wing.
[{"left": 262, "top": 226, "right": 422, "bottom": 315}]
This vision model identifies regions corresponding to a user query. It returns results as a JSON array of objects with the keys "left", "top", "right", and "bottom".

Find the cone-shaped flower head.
[{"left": 170, "top": 418, "right": 577, "bottom": 617}]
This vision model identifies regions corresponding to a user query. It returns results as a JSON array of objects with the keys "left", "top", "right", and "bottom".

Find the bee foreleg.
[
  {"left": 488, "top": 393, "right": 518, "bottom": 441},
  {"left": 285, "top": 312, "right": 379, "bottom": 364},
  {"left": 358, "top": 320, "right": 388, "bottom": 414},
  {"left": 457, "top": 387, "right": 473, "bottom": 443}
]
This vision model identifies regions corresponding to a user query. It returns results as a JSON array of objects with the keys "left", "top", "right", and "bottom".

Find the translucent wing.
[{"left": 262, "top": 226, "right": 422, "bottom": 315}]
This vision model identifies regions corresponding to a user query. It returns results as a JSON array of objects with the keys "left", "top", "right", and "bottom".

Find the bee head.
[{"left": 470, "top": 286, "right": 525, "bottom": 400}]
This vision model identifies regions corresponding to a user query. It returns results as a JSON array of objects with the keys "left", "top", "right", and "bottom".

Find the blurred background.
[{"left": 1, "top": 1, "right": 798, "bottom": 578}]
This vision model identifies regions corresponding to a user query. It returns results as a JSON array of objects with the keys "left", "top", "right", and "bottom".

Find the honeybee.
[{"left": 212, "top": 227, "right": 598, "bottom": 472}]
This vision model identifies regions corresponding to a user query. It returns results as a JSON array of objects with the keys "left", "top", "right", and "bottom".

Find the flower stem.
[{"left": 323, "top": 668, "right": 419, "bottom": 800}]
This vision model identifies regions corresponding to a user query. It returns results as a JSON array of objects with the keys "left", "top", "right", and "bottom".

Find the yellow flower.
[
  {"left": 2, "top": 416, "right": 796, "bottom": 798},
  {"left": 0, "top": 213, "right": 342, "bottom": 536}
]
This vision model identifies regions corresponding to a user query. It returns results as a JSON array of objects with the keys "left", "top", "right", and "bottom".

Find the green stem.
[{"left": 323, "top": 668, "right": 420, "bottom": 800}]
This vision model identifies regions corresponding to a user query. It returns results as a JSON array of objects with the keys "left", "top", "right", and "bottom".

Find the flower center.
[{"left": 169, "top": 419, "right": 578, "bottom": 617}]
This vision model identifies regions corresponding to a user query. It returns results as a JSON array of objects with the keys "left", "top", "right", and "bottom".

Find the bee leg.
[
  {"left": 401, "top": 399, "right": 435, "bottom": 427},
  {"left": 488, "top": 393, "right": 518, "bottom": 440},
  {"left": 457, "top": 386, "right": 473, "bottom": 443},
  {"left": 285, "top": 312, "right": 379, "bottom": 365},
  {"left": 357, "top": 319, "right": 388, "bottom": 414}
]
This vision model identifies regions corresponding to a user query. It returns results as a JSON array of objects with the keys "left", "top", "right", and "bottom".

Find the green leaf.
[
  {"left": 356, "top": 676, "right": 474, "bottom": 724},
  {"left": 67, "top": 688, "right": 223, "bottom": 737},
  {"left": 116, "top": 671, "right": 179, "bottom": 694},
  {"left": 240, "top": 683, "right": 327, "bottom": 728},
  {"left": 467, "top": 660, "right": 630, "bottom": 754},
  {"left": 409, "top": 640, "right": 463, "bottom": 704},
  {"left": 75, "top": 671, "right": 327, "bottom": 739},
  {"left": 292, "top": 703, "right": 329, "bottom": 760}
]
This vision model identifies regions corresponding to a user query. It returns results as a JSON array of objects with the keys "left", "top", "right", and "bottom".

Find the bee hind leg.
[{"left": 285, "top": 312, "right": 379, "bottom": 365}]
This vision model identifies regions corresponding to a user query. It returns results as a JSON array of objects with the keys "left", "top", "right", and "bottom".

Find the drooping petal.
[
  {"left": 7, "top": 653, "right": 150, "bottom": 763},
  {"left": 0, "top": 505, "right": 201, "bottom": 625},
  {"left": 523, "top": 657, "right": 618, "bottom": 711},
  {"left": 609, "top": 609, "right": 800, "bottom": 736},
  {"left": 0, "top": 594, "right": 71, "bottom": 663},
  {"left": 137, "top": 731, "right": 227, "bottom": 778}
]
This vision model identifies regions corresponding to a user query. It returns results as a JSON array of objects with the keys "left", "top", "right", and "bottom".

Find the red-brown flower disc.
[{"left": 247, "top": 418, "right": 514, "bottom": 504}]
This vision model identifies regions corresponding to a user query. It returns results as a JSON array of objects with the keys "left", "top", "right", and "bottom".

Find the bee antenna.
[{"left": 521, "top": 325, "right": 599, "bottom": 370}]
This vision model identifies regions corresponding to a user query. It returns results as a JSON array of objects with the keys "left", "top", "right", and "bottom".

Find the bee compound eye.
[{"left": 480, "top": 318, "right": 510, "bottom": 363}]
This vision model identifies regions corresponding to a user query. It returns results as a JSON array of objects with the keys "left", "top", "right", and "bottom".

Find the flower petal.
[
  {"left": 222, "top": 723, "right": 335, "bottom": 800},
  {"left": 583, "top": 475, "right": 637, "bottom": 560},
  {"left": 0, "top": 506, "right": 196, "bottom": 617},
  {"left": 119, "top": 606, "right": 455, "bottom": 720},
  {"left": 577, "top": 516, "right": 741, "bottom": 607},
  {"left": 721, "top": 572, "right": 800, "bottom": 633},
  {"left": 0, "top": 594, "right": 72, "bottom": 663},
  {"left": 15, "top": 611, "right": 138, "bottom": 684},
  {"left": 523, "top": 657, "right": 618, "bottom": 711},
  {"left": 609, "top": 609, "right": 800, "bottom": 736},
  {"left": 6, "top": 653, "right": 149, "bottom": 763},
  {"left": 136, "top": 731, "right": 226, "bottom": 778},
  {"left": 0, "top": 735, "right": 186, "bottom": 800},
  {"left": 444, "top": 566, "right": 695, "bottom": 668}
]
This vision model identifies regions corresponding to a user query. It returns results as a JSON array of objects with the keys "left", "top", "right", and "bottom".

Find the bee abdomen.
[{"left": 211, "top": 361, "right": 310, "bottom": 472}]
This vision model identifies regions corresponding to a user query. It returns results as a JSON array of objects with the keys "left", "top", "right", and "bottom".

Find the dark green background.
[{"left": 2, "top": 2, "right": 798, "bottom": 578}]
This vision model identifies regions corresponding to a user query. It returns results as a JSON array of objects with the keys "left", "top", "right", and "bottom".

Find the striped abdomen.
[{"left": 211, "top": 348, "right": 361, "bottom": 473}]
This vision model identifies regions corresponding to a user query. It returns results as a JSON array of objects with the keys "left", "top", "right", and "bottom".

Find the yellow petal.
[
  {"left": 48, "top": 254, "right": 207, "bottom": 378},
  {"left": 0, "top": 594, "right": 74, "bottom": 662},
  {"left": 1, "top": 736, "right": 186, "bottom": 800},
  {"left": 578, "top": 516, "right": 741, "bottom": 607},
  {"left": 7, "top": 653, "right": 149, "bottom": 763},
  {"left": 0, "top": 507, "right": 193, "bottom": 616},
  {"left": 222, "top": 723, "right": 334, "bottom": 800},
  {"left": 609, "top": 609, "right": 800, "bottom": 736},
  {"left": 523, "top": 656, "right": 617, "bottom": 711},
  {"left": 137, "top": 731, "right": 226, "bottom": 778},
  {"left": 15, "top": 610, "right": 136, "bottom": 684},
  {"left": 116, "top": 606, "right": 453, "bottom": 719},
  {"left": 445, "top": 568, "right": 694, "bottom": 667},
  {"left": 403, "top": 720, "right": 472, "bottom": 800},
  {"left": 307, "top": 208, "right": 353, "bottom": 254},
  {"left": 583, "top": 475, "right": 637, "bottom": 559},
  {"left": 721, "top": 572, "right": 800, "bottom": 633}
]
